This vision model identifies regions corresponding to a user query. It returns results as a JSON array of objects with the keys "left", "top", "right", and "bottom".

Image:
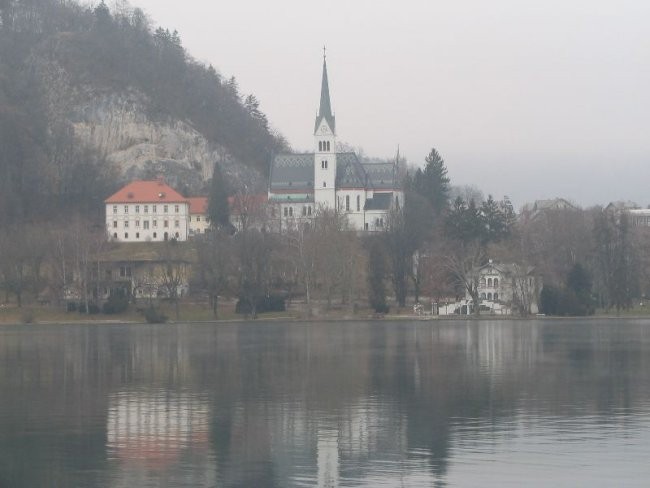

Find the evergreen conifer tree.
[{"left": 208, "top": 162, "right": 230, "bottom": 229}]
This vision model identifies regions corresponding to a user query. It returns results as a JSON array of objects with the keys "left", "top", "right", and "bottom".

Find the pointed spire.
[{"left": 314, "top": 48, "right": 336, "bottom": 134}]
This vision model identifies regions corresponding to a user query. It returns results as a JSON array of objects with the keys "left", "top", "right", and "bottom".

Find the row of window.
[
  {"left": 318, "top": 141, "right": 331, "bottom": 152},
  {"left": 343, "top": 195, "right": 362, "bottom": 212},
  {"left": 480, "top": 292, "right": 499, "bottom": 301},
  {"left": 283, "top": 206, "right": 313, "bottom": 217},
  {"left": 481, "top": 277, "right": 499, "bottom": 287},
  {"left": 112, "top": 220, "right": 180, "bottom": 229},
  {"left": 112, "top": 204, "right": 181, "bottom": 214},
  {"left": 112, "top": 231, "right": 180, "bottom": 240}
]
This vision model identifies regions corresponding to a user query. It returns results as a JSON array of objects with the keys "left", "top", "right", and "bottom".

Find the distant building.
[
  {"left": 268, "top": 54, "right": 402, "bottom": 232},
  {"left": 468, "top": 261, "right": 542, "bottom": 315},
  {"left": 437, "top": 260, "right": 541, "bottom": 316},
  {"left": 520, "top": 198, "right": 578, "bottom": 221},
  {"left": 105, "top": 179, "right": 190, "bottom": 242},
  {"left": 187, "top": 197, "right": 209, "bottom": 236}
]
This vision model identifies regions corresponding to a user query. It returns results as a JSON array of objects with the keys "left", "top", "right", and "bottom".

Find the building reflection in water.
[{"left": 106, "top": 389, "right": 216, "bottom": 486}]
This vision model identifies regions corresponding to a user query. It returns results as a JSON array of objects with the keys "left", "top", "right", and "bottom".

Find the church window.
[
  {"left": 289, "top": 207, "right": 293, "bottom": 217},
  {"left": 481, "top": 293, "right": 486, "bottom": 299},
  {"left": 326, "top": 141, "right": 330, "bottom": 151},
  {"left": 284, "top": 207, "right": 288, "bottom": 217},
  {"left": 319, "top": 141, "right": 323, "bottom": 151},
  {"left": 494, "top": 278, "right": 499, "bottom": 287},
  {"left": 345, "top": 195, "right": 350, "bottom": 211},
  {"left": 494, "top": 293, "right": 499, "bottom": 301},
  {"left": 357, "top": 195, "right": 361, "bottom": 211},
  {"left": 323, "top": 181, "right": 326, "bottom": 188},
  {"left": 308, "top": 206, "right": 312, "bottom": 216},
  {"left": 322, "top": 160, "right": 328, "bottom": 169},
  {"left": 488, "top": 278, "right": 493, "bottom": 287},
  {"left": 488, "top": 293, "right": 493, "bottom": 300},
  {"left": 481, "top": 277, "right": 486, "bottom": 286},
  {"left": 302, "top": 206, "right": 307, "bottom": 216}
]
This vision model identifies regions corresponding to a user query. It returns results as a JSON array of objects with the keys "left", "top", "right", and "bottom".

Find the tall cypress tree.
[
  {"left": 412, "top": 147, "right": 450, "bottom": 215},
  {"left": 208, "top": 161, "right": 230, "bottom": 229}
]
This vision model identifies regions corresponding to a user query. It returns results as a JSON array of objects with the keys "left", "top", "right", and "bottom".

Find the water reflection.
[{"left": 0, "top": 320, "right": 649, "bottom": 486}]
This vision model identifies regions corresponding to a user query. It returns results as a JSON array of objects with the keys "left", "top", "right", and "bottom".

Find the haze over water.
[{"left": 1, "top": 320, "right": 650, "bottom": 487}]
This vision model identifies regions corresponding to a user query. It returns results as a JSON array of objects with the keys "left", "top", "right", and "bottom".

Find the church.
[{"left": 268, "top": 55, "right": 403, "bottom": 232}]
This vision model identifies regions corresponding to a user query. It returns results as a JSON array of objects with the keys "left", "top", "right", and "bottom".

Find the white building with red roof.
[{"left": 105, "top": 179, "right": 190, "bottom": 242}]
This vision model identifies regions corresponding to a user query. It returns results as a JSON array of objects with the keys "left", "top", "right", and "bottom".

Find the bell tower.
[{"left": 314, "top": 49, "right": 337, "bottom": 210}]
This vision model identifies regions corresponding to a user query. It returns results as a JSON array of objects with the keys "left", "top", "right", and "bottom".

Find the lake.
[{"left": 1, "top": 319, "right": 649, "bottom": 487}]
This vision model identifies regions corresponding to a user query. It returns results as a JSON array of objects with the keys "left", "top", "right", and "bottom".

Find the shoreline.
[{"left": 2, "top": 313, "right": 650, "bottom": 327}]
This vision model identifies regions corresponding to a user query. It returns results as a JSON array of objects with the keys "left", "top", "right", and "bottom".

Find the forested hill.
[{"left": 0, "top": 0, "right": 287, "bottom": 224}]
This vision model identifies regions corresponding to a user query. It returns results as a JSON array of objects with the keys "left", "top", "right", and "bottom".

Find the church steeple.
[{"left": 314, "top": 50, "right": 336, "bottom": 135}]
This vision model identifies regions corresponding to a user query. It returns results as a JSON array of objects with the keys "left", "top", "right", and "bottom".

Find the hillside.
[{"left": 0, "top": 0, "right": 287, "bottom": 224}]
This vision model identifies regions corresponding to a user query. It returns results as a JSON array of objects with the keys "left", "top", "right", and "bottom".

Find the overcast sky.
[{"left": 129, "top": 0, "right": 649, "bottom": 208}]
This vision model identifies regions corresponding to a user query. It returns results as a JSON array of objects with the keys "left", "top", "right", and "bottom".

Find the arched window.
[
  {"left": 164, "top": 232, "right": 169, "bottom": 241},
  {"left": 487, "top": 292, "right": 493, "bottom": 300},
  {"left": 494, "top": 292, "right": 499, "bottom": 301},
  {"left": 318, "top": 141, "right": 323, "bottom": 151},
  {"left": 308, "top": 206, "right": 312, "bottom": 216},
  {"left": 323, "top": 181, "right": 327, "bottom": 188},
  {"left": 326, "top": 141, "right": 330, "bottom": 151},
  {"left": 113, "top": 233, "right": 118, "bottom": 239},
  {"left": 289, "top": 207, "right": 293, "bottom": 217},
  {"left": 345, "top": 195, "right": 350, "bottom": 211},
  {"left": 480, "top": 292, "right": 486, "bottom": 299},
  {"left": 357, "top": 195, "right": 361, "bottom": 211},
  {"left": 488, "top": 278, "right": 493, "bottom": 287},
  {"left": 480, "top": 277, "right": 486, "bottom": 286},
  {"left": 494, "top": 278, "right": 499, "bottom": 287}
]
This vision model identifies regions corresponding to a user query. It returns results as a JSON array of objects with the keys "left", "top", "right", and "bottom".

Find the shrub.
[
  {"left": 144, "top": 306, "right": 168, "bottom": 324},
  {"left": 235, "top": 294, "right": 286, "bottom": 314},
  {"left": 102, "top": 294, "right": 129, "bottom": 315}
]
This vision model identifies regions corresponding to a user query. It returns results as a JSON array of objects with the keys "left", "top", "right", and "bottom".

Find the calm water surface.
[{"left": 1, "top": 319, "right": 650, "bottom": 487}]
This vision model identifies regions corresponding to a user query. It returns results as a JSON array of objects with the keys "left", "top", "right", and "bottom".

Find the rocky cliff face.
[{"left": 35, "top": 57, "right": 263, "bottom": 195}]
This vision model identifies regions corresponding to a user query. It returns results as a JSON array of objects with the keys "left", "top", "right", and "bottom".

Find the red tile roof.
[
  {"left": 187, "top": 197, "right": 208, "bottom": 215},
  {"left": 105, "top": 180, "right": 188, "bottom": 204},
  {"left": 227, "top": 194, "right": 268, "bottom": 216}
]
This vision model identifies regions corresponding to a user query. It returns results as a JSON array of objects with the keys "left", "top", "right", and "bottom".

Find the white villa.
[
  {"left": 268, "top": 55, "right": 403, "bottom": 232},
  {"left": 105, "top": 179, "right": 190, "bottom": 242}
]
